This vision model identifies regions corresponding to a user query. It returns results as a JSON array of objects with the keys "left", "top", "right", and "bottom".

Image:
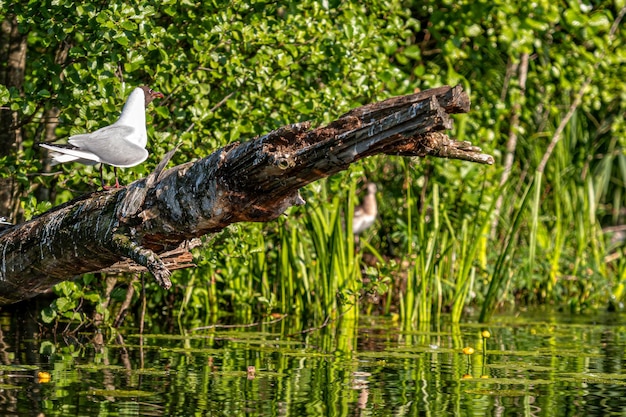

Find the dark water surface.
[{"left": 1, "top": 309, "right": 625, "bottom": 416}]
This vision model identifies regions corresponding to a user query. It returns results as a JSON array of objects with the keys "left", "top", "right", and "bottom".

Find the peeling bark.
[{"left": 0, "top": 85, "right": 493, "bottom": 305}]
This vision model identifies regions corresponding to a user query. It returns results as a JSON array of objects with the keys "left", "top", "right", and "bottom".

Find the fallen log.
[{"left": 0, "top": 85, "right": 493, "bottom": 305}]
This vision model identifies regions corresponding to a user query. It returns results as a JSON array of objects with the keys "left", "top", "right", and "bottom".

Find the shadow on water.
[{"left": 1, "top": 301, "right": 626, "bottom": 416}]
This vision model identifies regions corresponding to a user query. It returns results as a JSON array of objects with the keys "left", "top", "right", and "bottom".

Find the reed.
[
  {"left": 289, "top": 178, "right": 362, "bottom": 321},
  {"left": 479, "top": 181, "right": 533, "bottom": 322},
  {"left": 400, "top": 160, "right": 416, "bottom": 328}
]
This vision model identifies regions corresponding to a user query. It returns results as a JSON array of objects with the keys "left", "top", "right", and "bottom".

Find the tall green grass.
[
  {"left": 480, "top": 181, "right": 532, "bottom": 322},
  {"left": 300, "top": 179, "right": 362, "bottom": 321},
  {"left": 450, "top": 186, "right": 497, "bottom": 322},
  {"left": 397, "top": 162, "right": 499, "bottom": 326},
  {"left": 475, "top": 106, "right": 620, "bottom": 321}
]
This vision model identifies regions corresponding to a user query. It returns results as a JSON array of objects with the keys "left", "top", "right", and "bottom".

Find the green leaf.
[
  {"left": 55, "top": 297, "right": 76, "bottom": 313},
  {"left": 114, "top": 35, "right": 129, "bottom": 47},
  {"left": 39, "top": 341, "right": 56, "bottom": 355},
  {"left": 403, "top": 45, "right": 421, "bottom": 60},
  {"left": 0, "top": 85, "right": 8, "bottom": 105},
  {"left": 155, "top": 106, "right": 170, "bottom": 118},
  {"left": 564, "top": 9, "right": 585, "bottom": 27},
  {"left": 464, "top": 24, "right": 483, "bottom": 37},
  {"left": 121, "top": 21, "right": 137, "bottom": 31},
  {"left": 588, "top": 12, "right": 610, "bottom": 29},
  {"left": 41, "top": 307, "right": 57, "bottom": 324}
]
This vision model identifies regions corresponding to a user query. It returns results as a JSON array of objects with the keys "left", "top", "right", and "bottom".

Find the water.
[{"left": 1, "top": 309, "right": 625, "bottom": 416}]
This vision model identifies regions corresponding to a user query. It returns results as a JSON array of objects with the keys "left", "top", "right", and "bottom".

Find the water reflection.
[{"left": 0, "top": 306, "right": 625, "bottom": 416}]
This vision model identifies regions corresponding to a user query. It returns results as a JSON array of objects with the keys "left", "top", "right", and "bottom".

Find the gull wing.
[{"left": 69, "top": 125, "right": 148, "bottom": 167}]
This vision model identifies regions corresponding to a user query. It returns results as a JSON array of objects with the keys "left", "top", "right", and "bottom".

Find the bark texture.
[{"left": 0, "top": 85, "right": 493, "bottom": 305}]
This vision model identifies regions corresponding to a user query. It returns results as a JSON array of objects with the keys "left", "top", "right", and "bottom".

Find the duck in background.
[{"left": 353, "top": 183, "right": 378, "bottom": 235}]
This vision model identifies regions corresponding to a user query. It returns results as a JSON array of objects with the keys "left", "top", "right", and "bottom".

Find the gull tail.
[{"left": 40, "top": 143, "right": 101, "bottom": 166}]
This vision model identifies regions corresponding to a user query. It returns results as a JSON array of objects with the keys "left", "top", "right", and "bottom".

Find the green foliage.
[
  {"left": 2, "top": 0, "right": 625, "bottom": 327},
  {"left": 20, "top": 195, "right": 52, "bottom": 220},
  {"left": 41, "top": 280, "right": 99, "bottom": 325}
]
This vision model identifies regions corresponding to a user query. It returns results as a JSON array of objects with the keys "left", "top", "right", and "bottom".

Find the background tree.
[{"left": 0, "top": 14, "right": 27, "bottom": 220}]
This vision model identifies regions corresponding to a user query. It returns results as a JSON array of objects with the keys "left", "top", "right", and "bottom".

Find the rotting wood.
[{"left": 0, "top": 85, "right": 493, "bottom": 305}]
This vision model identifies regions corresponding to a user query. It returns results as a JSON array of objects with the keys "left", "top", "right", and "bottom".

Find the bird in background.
[
  {"left": 41, "top": 86, "right": 164, "bottom": 189},
  {"left": 353, "top": 182, "right": 378, "bottom": 235}
]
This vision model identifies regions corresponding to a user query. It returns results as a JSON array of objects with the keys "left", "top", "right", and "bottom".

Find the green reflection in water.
[{"left": 0, "top": 311, "right": 625, "bottom": 416}]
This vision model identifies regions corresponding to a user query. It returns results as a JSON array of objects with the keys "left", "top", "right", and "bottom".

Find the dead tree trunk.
[{"left": 0, "top": 85, "right": 493, "bottom": 305}]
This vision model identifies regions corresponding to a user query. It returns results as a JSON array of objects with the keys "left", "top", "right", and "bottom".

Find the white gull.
[{"left": 41, "top": 86, "right": 164, "bottom": 188}]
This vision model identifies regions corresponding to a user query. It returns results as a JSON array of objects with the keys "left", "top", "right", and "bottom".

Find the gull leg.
[
  {"left": 99, "top": 164, "right": 106, "bottom": 188},
  {"left": 114, "top": 167, "right": 120, "bottom": 188},
  {"left": 101, "top": 166, "right": 122, "bottom": 190}
]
